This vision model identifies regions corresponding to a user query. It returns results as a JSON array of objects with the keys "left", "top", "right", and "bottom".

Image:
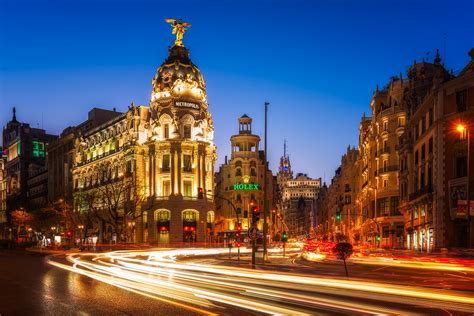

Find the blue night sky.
[{"left": 1, "top": 0, "right": 473, "bottom": 183}]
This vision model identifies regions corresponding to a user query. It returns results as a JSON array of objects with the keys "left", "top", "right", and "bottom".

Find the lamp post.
[
  {"left": 263, "top": 101, "right": 269, "bottom": 262},
  {"left": 457, "top": 123, "right": 471, "bottom": 248}
]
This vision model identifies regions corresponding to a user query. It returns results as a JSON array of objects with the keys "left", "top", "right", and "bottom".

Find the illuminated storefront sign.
[
  {"left": 175, "top": 101, "right": 199, "bottom": 109},
  {"left": 233, "top": 183, "right": 260, "bottom": 191}
]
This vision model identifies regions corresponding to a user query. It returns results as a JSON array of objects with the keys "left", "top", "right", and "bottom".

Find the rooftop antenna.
[{"left": 283, "top": 139, "right": 287, "bottom": 158}]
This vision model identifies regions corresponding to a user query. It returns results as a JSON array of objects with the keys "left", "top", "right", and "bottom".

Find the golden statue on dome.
[{"left": 165, "top": 18, "right": 191, "bottom": 46}]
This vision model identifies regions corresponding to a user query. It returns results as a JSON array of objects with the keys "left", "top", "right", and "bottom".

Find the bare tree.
[{"left": 76, "top": 161, "right": 147, "bottom": 242}]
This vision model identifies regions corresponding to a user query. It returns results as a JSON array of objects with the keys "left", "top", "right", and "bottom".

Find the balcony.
[
  {"left": 409, "top": 185, "right": 433, "bottom": 201},
  {"left": 378, "top": 165, "right": 398, "bottom": 175}
]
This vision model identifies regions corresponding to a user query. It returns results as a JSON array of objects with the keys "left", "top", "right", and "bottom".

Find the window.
[
  {"left": 183, "top": 124, "right": 191, "bottom": 138},
  {"left": 183, "top": 155, "right": 192, "bottom": 172},
  {"left": 250, "top": 167, "right": 256, "bottom": 176},
  {"left": 182, "top": 211, "right": 197, "bottom": 222},
  {"left": 421, "top": 144, "right": 426, "bottom": 161},
  {"left": 428, "top": 137, "right": 433, "bottom": 154},
  {"left": 378, "top": 198, "right": 390, "bottom": 216},
  {"left": 429, "top": 108, "right": 434, "bottom": 126},
  {"left": 415, "top": 150, "right": 419, "bottom": 165},
  {"left": 383, "top": 121, "right": 388, "bottom": 131},
  {"left": 164, "top": 124, "right": 169, "bottom": 139},
  {"left": 456, "top": 89, "right": 467, "bottom": 112},
  {"left": 398, "top": 117, "right": 405, "bottom": 127},
  {"left": 420, "top": 169, "right": 425, "bottom": 189},
  {"left": 421, "top": 118, "right": 426, "bottom": 135},
  {"left": 162, "top": 180, "right": 171, "bottom": 196},
  {"left": 383, "top": 179, "right": 388, "bottom": 187},
  {"left": 383, "top": 226, "right": 390, "bottom": 238},
  {"left": 32, "top": 141, "right": 44, "bottom": 158},
  {"left": 235, "top": 168, "right": 242, "bottom": 177},
  {"left": 183, "top": 180, "right": 192, "bottom": 197},
  {"left": 383, "top": 160, "right": 388, "bottom": 172},
  {"left": 162, "top": 154, "right": 170, "bottom": 172}
]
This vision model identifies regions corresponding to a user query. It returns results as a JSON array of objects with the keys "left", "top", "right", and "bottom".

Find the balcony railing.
[
  {"left": 409, "top": 185, "right": 433, "bottom": 201},
  {"left": 378, "top": 165, "right": 399, "bottom": 175}
]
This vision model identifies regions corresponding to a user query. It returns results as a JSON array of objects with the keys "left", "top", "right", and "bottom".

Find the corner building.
[
  {"left": 214, "top": 115, "right": 273, "bottom": 237},
  {"left": 147, "top": 43, "right": 216, "bottom": 243},
  {"left": 73, "top": 39, "right": 216, "bottom": 244}
]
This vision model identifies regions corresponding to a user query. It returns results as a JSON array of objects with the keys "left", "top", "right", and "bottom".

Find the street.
[
  {"left": 0, "top": 251, "right": 202, "bottom": 315},
  {"left": 3, "top": 248, "right": 473, "bottom": 315}
]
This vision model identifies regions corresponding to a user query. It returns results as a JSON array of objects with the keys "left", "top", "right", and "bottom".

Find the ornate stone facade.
[
  {"left": 72, "top": 38, "right": 216, "bottom": 244},
  {"left": 214, "top": 115, "right": 273, "bottom": 239}
]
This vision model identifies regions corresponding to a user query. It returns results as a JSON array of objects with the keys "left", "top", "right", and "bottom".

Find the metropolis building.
[{"left": 72, "top": 21, "right": 216, "bottom": 243}]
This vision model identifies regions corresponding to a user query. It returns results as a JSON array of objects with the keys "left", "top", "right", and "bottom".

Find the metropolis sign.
[
  {"left": 175, "top": 101, "right": 200, "bottom": 109},
  {"left": 233, "top": 183, "right": 260, "bottom": 191}
]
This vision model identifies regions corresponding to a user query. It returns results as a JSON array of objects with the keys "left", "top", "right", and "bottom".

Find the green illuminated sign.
[{"left": 233, "top": 183, "right": 260, "bottom": 191}]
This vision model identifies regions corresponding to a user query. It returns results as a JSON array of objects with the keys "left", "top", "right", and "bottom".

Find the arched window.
[
  {"left": 250, "top": 167, "right": 257, "bottom": 176},
  {"left": 182, "top": 210, "right": 198, "bottom": 222},
  {"left": 235, "top": 168, "right": 242, "bottom": 177},
  {"left": 183, "top": 124, "right": 192, "bottom": 138},
  {"left": 155, "top": 209, "right": 171, "bottom": 233},
  {"left": 207, "top": 211, "right": 215, "bottom": 223}
]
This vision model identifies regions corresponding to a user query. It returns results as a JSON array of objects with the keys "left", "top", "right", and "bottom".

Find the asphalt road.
[
  {"left": 2, "top": 249, "right": 474, "bottom": 315},
  {"left": 0, "top": 251, "right": 203, "bottom": 316}
]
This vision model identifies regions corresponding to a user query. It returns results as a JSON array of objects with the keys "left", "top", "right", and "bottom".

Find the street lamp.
[{"left": 457, "top": 123, "right": 471, "bottom": 248}]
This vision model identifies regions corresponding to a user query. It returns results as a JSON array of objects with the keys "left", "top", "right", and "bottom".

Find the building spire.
[
  {"left": 12, "top": 106, "right": 17, "bottom": 122},
  {"left": 434, "top": 48, "right": 441, "bottom": 65},
  {"left": 284, "top": 139, "right": 287, "bottom": 158}
]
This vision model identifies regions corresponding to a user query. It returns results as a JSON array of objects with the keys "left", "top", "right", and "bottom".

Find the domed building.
[
  {"left": 72, "top": 20, "right": 216, "bottom": 244},
  {"left": 145, "top": 35, "right": 216, "bottom": 244}
]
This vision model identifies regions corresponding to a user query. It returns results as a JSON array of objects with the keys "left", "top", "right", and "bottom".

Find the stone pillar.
[
  {"left": 170, "top": 204, "right": 182, "bottom": 243},
  {"left": 177, "top": 145, "right": 182, "bottom": 195},
  {"left": 148, "top": 211, "right": 156, "bottom": 243}
]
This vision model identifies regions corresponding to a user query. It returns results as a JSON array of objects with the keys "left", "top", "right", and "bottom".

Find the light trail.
[{"left": 47, "top": 248, "right": 474, "bottom": 315}]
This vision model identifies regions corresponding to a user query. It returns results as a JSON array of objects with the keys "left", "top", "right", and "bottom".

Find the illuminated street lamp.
[{"left": 457, "top": 123, "right": 471, "bottom": 248}]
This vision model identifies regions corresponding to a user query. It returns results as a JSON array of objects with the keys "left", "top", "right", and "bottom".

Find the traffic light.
[
  {"left": 235, "top": 240, "right": 241, "bottom": 248},
  {"left": 281, "top": 231, "right": 288, "bottom": 242},
  {"left": 252, "top": 206, "right": 260, "bottom": 223},
  {"left": 66, "top": 230, "right": 72, "bottom": 238},
  {"left": 198, "top": 187, "right": 204, "bottom": 199},
  {"left": 335, "top": 211, "right": 341, "bottom": 222},
  {"left": 376, "top": 235, "right": 381, "bottom": 241}
]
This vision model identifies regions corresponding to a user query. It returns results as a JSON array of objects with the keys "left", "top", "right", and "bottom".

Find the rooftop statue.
[{"left": 165, "top": 18, "right": 191, "bottom": 47}]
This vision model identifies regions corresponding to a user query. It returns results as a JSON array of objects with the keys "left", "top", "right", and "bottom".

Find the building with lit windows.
[
  {"left": 400, "top": 49, "right": 474, "bottom": 250},
  {"left": 355, "top": 73, "right": 407, "bottom": 249},
  {"left": 276, "top": 144, "right": 321, "bottom": 238},
  {"left": 2, "top": 108, "right": 57, "bottom": 217},
  {"left": 72, "top": 27, "right": 216, "bottom": 244},
  {"left": 48, "top": 108, "right": 122, "bottom": 205},
  {"left": 0, "top": 148, "right": 7, "bottom": 235},
  {"left": 214, "top": 115, "right": 273, "bottom": 241}
]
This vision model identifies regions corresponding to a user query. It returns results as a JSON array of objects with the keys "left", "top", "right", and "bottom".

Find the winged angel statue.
[{"left": 165, "top": 18, "right": 191, "bottom": 46}]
